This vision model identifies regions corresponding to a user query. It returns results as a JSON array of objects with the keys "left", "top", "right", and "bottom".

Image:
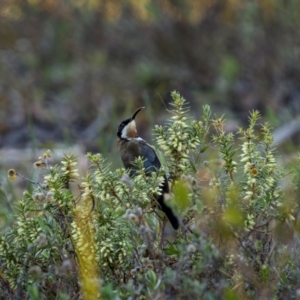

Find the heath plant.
[{"left": 1, "top": 92, "right": 300, "bottom": 299}]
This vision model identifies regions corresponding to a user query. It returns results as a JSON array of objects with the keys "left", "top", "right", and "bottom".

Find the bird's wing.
[{"left": 138, "top": 139, "right": 161, "bottom": 173}]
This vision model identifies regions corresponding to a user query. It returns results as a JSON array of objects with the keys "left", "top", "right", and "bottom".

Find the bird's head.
[{"left": 117, "top": 107, "right": 145, "bottom": 140}]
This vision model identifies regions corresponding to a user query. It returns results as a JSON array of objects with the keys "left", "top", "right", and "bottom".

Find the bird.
[{"left": 117, "top": 107, "right": 179, "bottom": 230}]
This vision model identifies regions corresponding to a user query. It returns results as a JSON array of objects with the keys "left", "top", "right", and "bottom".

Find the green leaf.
[
  {"left": 189, "top": 160, "right": 197, "bottom": 173},
  {"left": 173, "top": 180, "right": 190, "bottom": 212},
  {"left": 146, "top": 269, "right": 157, "bottom": 290},
  {"left": 36, "top": 217, "right": 52, "bottom": 235},
  {"left": 58, "top": 292, "right": 69, "bottom": 300},
  {"left": 37, "top": 249, "right": 50, "bottom": 259},
  {"left": 223, "top": 207, "right": 244, "bottom": 226},
  {"left": 200, "top": 144, "right": 209, "bottom": 153},
  {"left": 27, "top": 284, "right": 40, "bottom": 300},
  {"left": 223, "top": 289, "right": 240, "bottom": 300},
  {"left": 164, "top": 243, "right": 180, "bottom": 256}
]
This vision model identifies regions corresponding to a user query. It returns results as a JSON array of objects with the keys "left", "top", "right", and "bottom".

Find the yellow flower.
[
  {"left": 33, "top": 160, "right": 44, "bottom": 169},
  {"left": 8, "top": 169, "right": 17, "bottom": 181},
  {"left": 43, "top": 149, "right": 52, "bottom": 159},
  {"left": 250, "top": 167, "right": 258, "bottom": 176}
]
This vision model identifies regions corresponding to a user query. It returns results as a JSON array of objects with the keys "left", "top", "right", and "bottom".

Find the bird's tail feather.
[{"left": 157, "top": 195, "right": 179, "bottom": 230}]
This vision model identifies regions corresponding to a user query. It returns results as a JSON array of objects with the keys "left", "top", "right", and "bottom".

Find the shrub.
[{"left": 1, "top": 92, "right": 300, "bottom": 299}]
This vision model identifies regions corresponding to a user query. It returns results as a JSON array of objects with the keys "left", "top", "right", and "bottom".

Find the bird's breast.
[{"left": 118, "top": 139, "right": 143, "bottom": 169}]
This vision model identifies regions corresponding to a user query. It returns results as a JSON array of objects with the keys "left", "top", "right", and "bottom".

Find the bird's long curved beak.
[{"left": 131, "top": 107, "right": 145, "bottom": 120}]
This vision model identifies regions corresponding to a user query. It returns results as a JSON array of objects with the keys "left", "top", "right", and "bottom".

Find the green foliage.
[{"left": 1, "top": 92, "right": 300, "bottom": 299}]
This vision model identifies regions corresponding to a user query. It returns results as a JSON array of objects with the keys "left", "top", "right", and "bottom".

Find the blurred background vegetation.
[
  {"left": 0, "top": 0, "right": 300, "bottom": 169},
  {"left": 1, "top": 0, "right": 300, "bottom": 152}
]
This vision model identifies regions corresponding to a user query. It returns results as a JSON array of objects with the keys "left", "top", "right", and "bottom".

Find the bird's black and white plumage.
[{"left": 117, "top": 107, "right": 179, "bottom": 229}]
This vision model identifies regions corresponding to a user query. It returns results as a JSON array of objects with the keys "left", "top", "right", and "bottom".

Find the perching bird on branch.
[{"left": 117, "top": 107, "right": 179, "bottom": 230}]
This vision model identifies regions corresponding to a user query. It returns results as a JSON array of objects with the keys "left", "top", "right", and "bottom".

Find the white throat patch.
[{"left": 121, "top": 120, "right": 137, "bottom": 140}]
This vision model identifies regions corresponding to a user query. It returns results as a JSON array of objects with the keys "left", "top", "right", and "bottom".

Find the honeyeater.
[{"left": 117, "top": 107, "right": 179, "bottom": 229}]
